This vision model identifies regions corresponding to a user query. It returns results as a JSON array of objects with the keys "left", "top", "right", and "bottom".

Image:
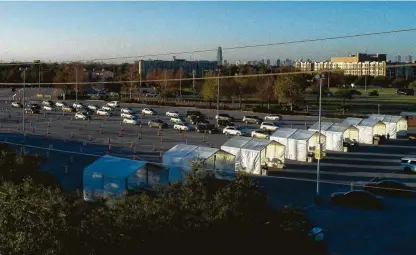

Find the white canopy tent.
[
  {"left": 366, "top": 114, "right": 408, "bottom": 139},
  {"left": 286, "top": 129, "right": 326, "bottom": 162},
  {"left": 309, "top": 122, "right": 359, "bottom": 151},
  {"left": 162, "top": 144, "right": 236, "bottom": 181},
  {"left": 221, "top": 136, "right": 285, "bottom": 175},
  {"left": 343, "top": 117, "right": 386, "bottom": 144},
  {"left": 269, "top": 128, "right": 298, "bottom": 158}
]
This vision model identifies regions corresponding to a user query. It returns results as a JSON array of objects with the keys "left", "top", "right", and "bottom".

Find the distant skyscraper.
[
  {"left": 404, "top": 55, "right": 413, "bottom": 63},
  {"left": 266, "top": 59, "right": 271, "bottom": 66},
  {"left": 394, "top": 55, "right": 402, "bottom": 63},
  {"left": 276, "top": 59, "right": 281, "bottom": 67},
  {"left": 217, "top": 47, "right": 223, "bottom": 66},
  {"left": 261, "top": 59, "right": 265, "bottom": 64},
  {"left": 285, "top": 59, "right": 292, "bottom": 66},
  {"left": 223, "top": 60, "right": 228, "bottom": 66}
]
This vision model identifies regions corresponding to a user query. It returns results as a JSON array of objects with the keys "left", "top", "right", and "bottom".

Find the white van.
[{"left": 400, "top": 157, "right": 416, "bottom": 172}]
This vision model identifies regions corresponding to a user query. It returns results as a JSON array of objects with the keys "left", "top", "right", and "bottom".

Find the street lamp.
[
  {"left": 216, "top": 68, "right": 221, "bottom": 126},
  {"left": 19, "top": 67, "right": 31, "bottom": 134},
  {"left": 314, "top": 73, "right": 325, "bottom": 205},
  {"left": 73, "top": 66, "right": 79, "bottom": 103}
]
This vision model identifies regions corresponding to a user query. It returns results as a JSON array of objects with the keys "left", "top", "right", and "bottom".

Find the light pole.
[
  {"left": 20, "top": 67, "right": 30, "bottom": 134},
  {"left": 73, "top": 66, "right": 78, "bottom": 103},
  {"left": 314, "top": 73, "right": 325, "bottom": 205},
  {"left": 216, "top": 68, "right": 220, "bottom": 125},
  {"left": 179, "top": 67, "right": 183, "bottom": 98},
  {"left": 377, "top": 104, "right": 381, "bottom": 114},
  {"left": 130, "top": 67, "right": 133, "bottom": 100}
]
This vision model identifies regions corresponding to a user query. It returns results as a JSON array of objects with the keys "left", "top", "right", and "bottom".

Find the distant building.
[
  {"left": 86, "top": 69, "right": 114, "bottom": 81},
  {"left": 276, "top": 59, "right": 281, "bottom": 67},
  {"left": 283, "top": 59, "right": 292, "bottom": 66},
  {"left": 266, "top": 59, "right": 271, "bottom": 66},
  {"left": 295, "top": 61, "right": 314, "bottom": 71},
  {"left": 394, "top": 55, "right": 402, "bottom": 63},
  {"left": 403, "top": 55, "right": 413, "bottom": 63},
  {"left": 331, "top": 53, "right": 386, "bottom": 63},
  {"left": 137, "top": 57, "right": 218, "bottom": 78},
  {"left": 235, "top": 60, "right": 241, "bottom": 66},
  {"left": 217, "top": 46, "right": 223, "bottom": 66}
]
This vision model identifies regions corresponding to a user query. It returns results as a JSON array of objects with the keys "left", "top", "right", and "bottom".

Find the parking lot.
[{"left": 2, "top": 90, "right": 416, "bottom": 255}]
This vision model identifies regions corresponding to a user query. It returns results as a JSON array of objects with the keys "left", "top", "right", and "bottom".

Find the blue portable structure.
[{"left": 83, "top": 155, "right": 170, "bottom": 201}]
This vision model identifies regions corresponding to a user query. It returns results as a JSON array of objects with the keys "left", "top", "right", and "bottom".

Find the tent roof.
[
  {"left": 164, "top": 144, "right": 199, "bottom": 157},
  {"left": 271, "top": 128, "right": 298, "bottom": 139},
  {"left": 84, "top": 155, "right": 147, "bottom": 179},
  {"left": 165, "top": 144, "right": 230, "bottom": 161},
  {"left": 368, "top": 114, "right": 405, "bottom": 123},
  {"left": 289, "top": 129, "right": 317, "bottom": 141},
  {"left": 241, "top": 137, "right": 275, "bottom": 151},
  {"left": 327, "top": 123, "right": 356, "bottom": 133},
  {"left": 358, "top": 118, "right": 385, "bottom": 127},
  {"left": 342, "top": 117, "right": 363, "bottom": 126},
  {"left": 183, "top": 146, "right": 222, "bottom": 160},
  {"left": 222, "top": 136, "right": 252, "bottom": 149},
  {"left": 309, "top": 122, "right": 334, "bottom": 132}
]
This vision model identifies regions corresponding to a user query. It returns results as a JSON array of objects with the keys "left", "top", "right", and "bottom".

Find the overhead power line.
[
  {"left": 0, "top": 63, "right": 414, "bottom": 86},
  {"left": 1, "top": 27, "right": 416, "bottom": 66}
]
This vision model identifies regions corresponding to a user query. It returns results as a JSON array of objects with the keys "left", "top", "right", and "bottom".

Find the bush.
[
  {"left": 368, "top": 90, "right": 379, "bottom": 96},
  {"left": 349, "top": 89, "right": 362, "bottom": 96}
]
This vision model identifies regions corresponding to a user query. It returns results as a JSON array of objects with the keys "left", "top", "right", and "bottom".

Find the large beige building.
[{"left": 294, "top": 53, "right": 387, "bottom": 76}]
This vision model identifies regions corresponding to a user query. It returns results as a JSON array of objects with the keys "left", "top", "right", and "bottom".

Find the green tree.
[
  {"left": 371, "top": 76, "right": 390, "bottom": 88},
  {"left": 200, "top": 71, "right": 218, "bottom": 103},
  {"left": 256, "top": 77, "right": 275, "bottom": 109},
  {"left": 311, "top": 80, "right": 329, "bottom": 105},
  {"left": 275, "top": 75, "right": 305, "bottom": 111},
  {"left": 408, "top": 80, "right": 416, "bottom": 89},
  {"left": 392, "top": 77, "right": 409, "bottom": 88},
  {"left": 53, "top": 63, "right": 86, "bottom": 95}
]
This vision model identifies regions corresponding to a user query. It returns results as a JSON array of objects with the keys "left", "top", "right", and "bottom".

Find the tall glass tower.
[{"left": 217, "top": 46, "right": 223, "bottom": 66}]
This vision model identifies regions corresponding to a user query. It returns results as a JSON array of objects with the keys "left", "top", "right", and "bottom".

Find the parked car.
[
  {"left": 96, "top": 109, "right": 112, "bottom": 116},
  {"left": 120, "top": 112, "right": 136, "bottom": 119},
  {"left": 11, "top": 102, "right": 22, "bottom": 108},
  {"left": 251, "top": 129, "right": 270, "bottom": 139},
  {"left": 55, "top": 101, "right": 65, "bottom": 107},
  {"left": 121, "top": 108, "right": 134, "bottom": 114},
  {"left": 170, "top": 117, "right": 186, "bottom": 124},
  {"left": 260, "top": 122, "right": 280, "bottom": 132},
  {"left": 363, "top": 180, "right": 414, "bottom": 198},
  {"left": 331, "top": 190, "right": 383, "bottom": 210},
  {"left": 145, "top": 92, "right": 158, "bottom": 97},
  {"left": 223, "top": 126, "right": 247, "bottom": 136},
  {"left": 166, "top": 110, "right": 180, "bottom": 117},
  {"left": 148, "top": 119, "right": 168, "bottom": 128},
  {"left": 62, "top": 105, "right": 75, "bottom": 113},
  {"left": 195, "top": 123, "right": 219, "bottom": 134},
  {"left": 217, "top": 119, "right": 235, "bottom": 127},
  {"left": 43, "top": 105, "right": 55, "bottom": 111},
  {"left": 174, "top": 123, "right": 194, "bottom": 131},
  {"left": 87, "top": 105, "right": 99, "bottom": 111},
  {"left": 188, "top": 115, "right": 205, "bottom": 125},
  {"left": 242, "top": 115, "right": 262, "bottom": 124},
  {"left": 75, "top": 112, "right": 91, "bottom": 120},
  {"left": 142, "top": 108, "right": 157, "bottom": 115},
  {"left": 400, "top": 157, "right": 416, "bottom": 172},
  {"left": 123, "top": 116, "right": 140, "bottom": 125},
  {"left": 216, "top": 113, "right": 234, "bottom": 122},
  {"left": 264, "top": 115, "right": 282, "bottom": 121},
  {"left": 73, "top": 102, "right": 84, "bottom": 109},
  {"left": 102, "top": 105, "right": 113, "bottom": 111},
  {"left": 42, "top": 100, "right": 54, "bottom": 106},
  {"left": 186, "top": 110, "right": 204, "bottom": 118},
  {"left": 107, "top": 101, "right": 120, "bottom": 108},
  {"left": 24, "top": 106, "right": 40, "bottom": 114}
]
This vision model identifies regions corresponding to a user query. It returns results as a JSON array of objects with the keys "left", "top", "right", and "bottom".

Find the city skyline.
[{"left": 1, "top": 1, "right": 416, "bottom": 63}]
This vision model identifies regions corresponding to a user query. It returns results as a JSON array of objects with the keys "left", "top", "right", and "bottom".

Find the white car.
[
  {"left": 42, "top": 100, "right": 53, "bottom": 106},
  {"left": 123, "top": 116, "right": 140, "bottom": 125},
  {"left": 400, "top": 157, "right": 416, "bottom": 172},
  {"left": 120, "top": 112, "right": 136, "bottom": 119},
  {"left": 142, "top": 108, "right": 157, "bottom": 115},
  {"left": 223, "top": 126, "right": 247, "bottom": 136},
  {"left": 121, "top": 108, "right": 134, "bottom": 114},
  {"left": 73, "top": 102, "right": 84, "bottom": 109},
  {"left": 260, "top": 122, "right": 280, "bottom": 132},
  {"left": 166, "top": 110, "right": 180, "bottom": 117},
  {"left": 11, "top": 102, "right": 22, "bottom": 108},
  {"left": 264, "top": 115, "right": 283, "bottom": 121},
  {"left": 102, "top": 105, "right": 113, "bottom": 111},
  {"left": 75, "top": 112, "right": 90, "bottom": 120},
  {"left": 96, "top": 109, "right": 112, "bottom": 116},
  {"left": 43, "top": 105, "right": 55, "bottom": 111},
  {"left": 174, "top": 123, "right": 193, "bottom": 131},
  {"left": 55, "top": 101, "right": 65, "bottom": 107},
  {"left": 107, "top": 101, "right": 119, "bottom": 108},
  {"left": 145, "top": 92, "right": 158, "bottom": 97},
  {"left": 87, "top": 105, "right": 98, "bottom": 111}
]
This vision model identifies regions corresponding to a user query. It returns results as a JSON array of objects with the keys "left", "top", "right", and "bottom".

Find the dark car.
[
  {"left": 217, "top": 119, "right": 235, "bottom": 127},
  {"left": 24, "top": 105, "right": 40, "bottom": 114},
  {"left": 364, "top": 180, "right": 414, "bottom": 198},
  {"left": 195, "top": 123, "right": 219, "bottom": 134},
  {"left": 188, "top": 115, "right": 205, "bottom": 125},
  {"left": 331, "top": 191, "right": 383, "bottom": 210},
  {"left": 243, "top": 115, "right": 262, "bottom": 124},
  {"left": 148, "top": 119, "right": 168, "bottom": 128},
  {"left": 186, "top": 110, "right": 204, "bottom": 118}
]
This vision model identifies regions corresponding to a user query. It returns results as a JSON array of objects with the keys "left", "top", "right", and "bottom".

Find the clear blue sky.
[{"left": 1, "top": 1, "right": 415, "bottom": 63}]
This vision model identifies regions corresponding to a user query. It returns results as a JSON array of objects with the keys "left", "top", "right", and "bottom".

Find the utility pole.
[
  {"left": 130, "top": 66, "right": 133, "bottom": 100},
  {"left": 179, "top": 67, "right": 182, "bottom": 98},
  {"left": 364, "top": 75, "right": 367, "bottom": 91},
  {"left": 74, "top": 66, "right": 78, "bottom": 103},
  {"left": 315, "top": 73, "right": 325, "bottom": 205},
  {"left": 192, "top": 69, "right": 196, "bottom": 97},
  {"left": 216, "top": 68, "right": 220, "bottom": 126}
]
